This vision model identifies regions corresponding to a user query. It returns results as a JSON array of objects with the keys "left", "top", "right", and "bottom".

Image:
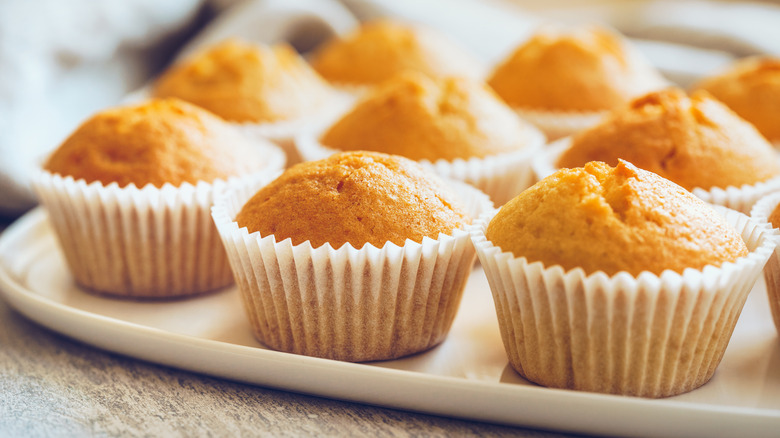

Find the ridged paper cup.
[
  {"left": 513, "top": 107, "right": 605, "bottom": 141},
  {"left": 31, "top": 144, "right": 285, "bottom": 299},
  {"left": 296, "top": 128, "right": 546, "bottom": 206},
  {"left": 212, "top": 178, "right": 493, "bottom": 362},
  {"left": 234, "top": 92, "right": 354, "bottom": 167},
  {"left": 470, "top": 206, "right": 775, "bottom": 398},
  {"left": 534, "top": 137, "right": 780, "bottom": 214},
  {"left": 750, "top": 192, "right": 780, "bottom": 335}
]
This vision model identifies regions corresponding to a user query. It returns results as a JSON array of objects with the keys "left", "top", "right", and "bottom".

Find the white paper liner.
[
  {"left": 469, "top": 206, "right": 776, "bottom": 398},
  {"left": 535, "top": 137, "right": 780, "bottom": 214},
  {"left": 232, "top": 91, "right": 355, "bottom": 152},
  {"left": 32, "top": 159, "right": 283, "bottom": 299},
  {"left": 750, "top": 192, "right": 780, "bottom": 335},
  {"left": 211, "top": 178, "right": 493, "bottom": 362},
  {"left": 296, "top": 128, "right": 546, "bottom": 206},
  {"left": 514, "top": 107, "right": 606, "bottom": 141}
]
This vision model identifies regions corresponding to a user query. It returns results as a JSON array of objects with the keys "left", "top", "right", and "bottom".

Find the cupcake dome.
[
  {"left": 694, "top": 56, "right": 780, "bottom": 144},
  {"left": 488, "top": 160, "right": 748, "bottom": 276},
  {"left": 309, "top": 19, "right": 483, "bottom": 86},
  {"left": 45, "top": 98, "right": 267, "bottom": 187},
  {"left": 488, "top": 25, "right": 666, "bottom": 112},
  {"left": 319, "top": 72, "right": 540, "bottom": 161},
  {"left": 236, "top": 150, "right": 469, "bottom": 249},
  {"left": 152, "top": 39, "right": 335, "bottom": 123},
  {"left": 556, "top": 88, "right": 780, "bottom": 191}
]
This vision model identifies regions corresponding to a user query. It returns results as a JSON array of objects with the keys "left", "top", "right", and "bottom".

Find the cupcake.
[
  {"left": 694, "top": 56, "right": 780, "bottom": 146},
  {"left": 297, "top": 72, "right": 545, "bottom": 205},
  {"left": 211, "top": 151, "right": 492, "bottom": 362},
  {"left": 471, "top": 160, "right": 775, "bottom": 398},
  {"left": 152, "top": 38, "right": 347, "bottom": 165},
  {"left": 750, "top": 192, "right": 780, "bottom": 336},
  {"left": 542, "top": 88, "right": 780, "bottom": 213},
  {"left": 309, "top": 19, "right": 483, "bottom": 91},
  {"left": 487, "top": 25, "right": 667, "bottom": 140},
  {"left": 33, "top": 98, "right": 285, "bottom": 298}
]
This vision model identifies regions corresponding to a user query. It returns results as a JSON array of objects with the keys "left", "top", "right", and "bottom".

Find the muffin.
[
  {"left": 309, "top": 19, "right": 483, "bottom": 90},
  {"left": 487, "top": 25, "right": 667, "bottom": 139},
  {"left": 33, "top": 98, "right": 285, "bottom": 298},
  {"left": 749, "top": 192, "right": 780, "bottom": 337},
  {"left": 152, "top": 38, "right": 347, "bottom": 165},
  {"left": 546, "top": 88, "right": 780, "bottom": 212},
  {"left": 212, "top": 151, "right": 493, "bottom": 362},
  {"left": 694, "top": 57, "right": 780, "bottom": 145},
  {"left": 471, "top": 160, "right": 774, "bottom": 397},
  {"left": 297, "top": 72, "right": 545, "bottom": 205}
]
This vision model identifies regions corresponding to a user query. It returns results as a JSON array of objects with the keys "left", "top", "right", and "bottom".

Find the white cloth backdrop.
[{"left": 1, "top": 0, "right": 779, "bottom": 216}]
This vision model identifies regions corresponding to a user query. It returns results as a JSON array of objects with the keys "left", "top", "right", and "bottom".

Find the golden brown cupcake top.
[
  {"left": 44, "top": 98, "right": 266, "bottom": 188},
  {"left": 488, "top": 25, "right": 666, "bottom": 111},
  {"left": 152, "top": 39, "right": 334, "bottom": 123},
  {"left": 556, "top": 88, "right": 780, "bottom": 191},
  {"left": 486, "top": 160, "right": 748, "bottom": 276},
  {"left": 694, "top": 57, "right": 780, "bottom": 143},
  {"left": 235, "top": 151, "right": 469, "bottom": 249},
  {"left": 309, "top": 19, "right": 482, "bottom": 86},
  {"left": 319, "top": 72, "right": 540, "bottom": 161}
]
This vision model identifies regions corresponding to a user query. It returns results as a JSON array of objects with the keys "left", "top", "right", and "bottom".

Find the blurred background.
[{"left": 2, "top": 0, "right": 779, "bottom": 217}]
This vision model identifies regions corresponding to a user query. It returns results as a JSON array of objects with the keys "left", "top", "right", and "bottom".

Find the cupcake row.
[
  {"left": 143, "top": 19, "right": 780, "bottom": 209},
  {"left": 33, "top": 125, "right": 779, "bottom": 399},
  {"left": 30, "top": 19, "right": 780, "bottom": 401}
]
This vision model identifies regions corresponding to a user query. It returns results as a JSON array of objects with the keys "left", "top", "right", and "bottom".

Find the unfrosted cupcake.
[
  {"left": 471, "top": 160, "right": 774, "bottom": 397},
  {"left": 539, "top": 88, "right": 780, "bottom": 213},
  {"left": 297, "top": 72, "right": 545, "bottom": 205},
  {"left": 694, "top": 56, "right": 780, "bottom": 146},
  {"left": 212, "top": 151, "right": 492, "bottom": 362},
  {"left": 750, "top": 192, "right": 780, "bottom": 336},
  {"left": 487, "top": 25, "right": 667, "bottom": 140},
  {"left": 33, "top": 98, "right": 285, "bottom": 298},
  {"left": 309, "top": 19, "right": 483, "bottom": 92},
  {"left": 152, "top": 38, "right": 347, "bottom": 165}
]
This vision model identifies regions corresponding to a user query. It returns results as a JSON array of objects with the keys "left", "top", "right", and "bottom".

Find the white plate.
[{"left": 2, "top": 208, "right": 780, "bottom": 437}]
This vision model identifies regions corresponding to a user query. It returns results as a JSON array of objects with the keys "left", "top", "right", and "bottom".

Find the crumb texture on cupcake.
[
  {"left": 694, "top": 56, "right": 780, "bottom": 143},
  {"left": 236, "top": 151, "right": 469, "bottom": 249},
  {"left": 488, "top": 25, "right": 666, "bottom": 111},
  {"left": 486, "top": 160, "right": 748, "bottom": 276},
  {"left": 319, "top": 72, "right": 537, "bottom": 161},
  {"left": 557, "top": 88, "right": 780, "bottom": 190},
  {"left": 309, "top": 19, "right": 482, "bottom": 86},
  {"left": 44, "top": 98, "right": 266, "bottom": 188},
  {"left": 153, "top": 39, "right": 334, "bottom": 123}
]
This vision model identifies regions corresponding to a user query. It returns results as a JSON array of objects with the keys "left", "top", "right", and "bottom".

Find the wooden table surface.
[{"left": 0, "top": 217, "right": 577, "bottom": 438}]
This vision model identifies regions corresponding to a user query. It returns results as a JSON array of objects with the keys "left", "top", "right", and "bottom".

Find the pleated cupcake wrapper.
[
  {"left": 296, "top": 129, "right": 546, "bottom": 206},
  {"left": 750, "top": 192, "right": 780, "bottom": 335},
  {"left": 328, "top": 82, "right": 372, "bottom": 98},
  {"left": 513, "top": 107, "right": 606, "bottom": 141},
  {"left": 211, "top": 179, "right": 493, "bottom": 362},
  {"left": 470, "top": 207, "right": 775, "bottom": 398},
  {"left": 534, "top": 137, "right": 780, "bottom": 214},
  {"left": 232, "top": 92, "right": 355, "bottom": 167},
  {"left": 32, "top": 169, "right": 280, "bottom": 299}
]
